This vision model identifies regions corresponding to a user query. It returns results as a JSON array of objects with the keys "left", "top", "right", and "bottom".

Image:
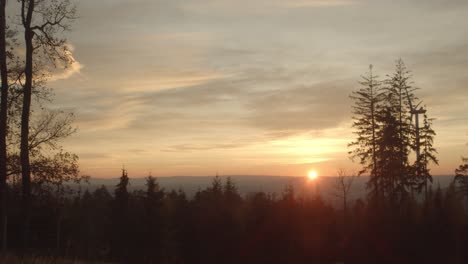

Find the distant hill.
[{"left": 78, "top": 175, "right": 456, "bottom": 207}]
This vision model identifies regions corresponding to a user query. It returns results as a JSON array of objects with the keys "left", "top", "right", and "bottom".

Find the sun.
[{"left": 308, "top": 170, "right": 318, "bottom": 180}]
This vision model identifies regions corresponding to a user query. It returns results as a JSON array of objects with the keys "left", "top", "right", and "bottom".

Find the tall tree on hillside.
[
  {"left": 0, "top": 0, "right": 9, "bottom": 251},
  {"left": 349, "top": 65, "right": 384, "bottom": 196},
  {"left": 384, "top": 59, "right": 417, "bottom": 196},
  {"left": 418, "top": 112, "right": 438, "bottom": 200},
  {"left": 19, "top": 0, "right": 76, "bottom": 248}
]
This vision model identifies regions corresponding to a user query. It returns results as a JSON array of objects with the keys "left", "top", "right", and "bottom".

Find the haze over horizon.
[{"left": 30, "top": 0, "right": 467, "bottom": 178}]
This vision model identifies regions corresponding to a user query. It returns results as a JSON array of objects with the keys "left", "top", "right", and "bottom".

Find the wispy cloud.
[
  {"left": 282, "top": 0, "right": 357, "bottom": 8},
  {"left": 53, "top": 0, "right": 468, "bottom": 176},
  {"left": 49, "top": 44, "right": 84, "bottom": 82}
]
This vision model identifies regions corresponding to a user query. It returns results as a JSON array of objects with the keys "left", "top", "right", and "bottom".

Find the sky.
[{"left": 33, "top": 0, "right": 468, "bottom": 177}]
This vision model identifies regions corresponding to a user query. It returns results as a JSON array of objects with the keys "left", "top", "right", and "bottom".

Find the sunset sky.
[{"left": 40, "top": 0, "right": 467, "bottom": 177}]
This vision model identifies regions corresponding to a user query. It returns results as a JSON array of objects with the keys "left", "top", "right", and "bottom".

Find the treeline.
[{"left": 2, "top": 171, "right": 467, "bottom": 264}]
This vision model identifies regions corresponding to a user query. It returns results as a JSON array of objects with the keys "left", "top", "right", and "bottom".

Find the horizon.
[{"left": 88, "top": 174, "right": 457, "bottom": 179}]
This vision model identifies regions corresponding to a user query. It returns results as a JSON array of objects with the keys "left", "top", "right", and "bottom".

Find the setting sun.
[{"left": 308, "top": 170, "right": 318, "bottom": 180}]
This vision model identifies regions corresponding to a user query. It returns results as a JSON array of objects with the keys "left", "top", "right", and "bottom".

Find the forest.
[{"left": 1, "top": 0, "right": 468, "bottom": 263}]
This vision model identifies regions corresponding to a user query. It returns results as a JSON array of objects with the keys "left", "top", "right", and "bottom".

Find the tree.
[
  {"left": 0, "top": 0, "right": 8, "bottom": 251},
  {"left": 349, "top": 65, "right": 384, "bottom": 195},
  {"left": 144, "top": 176, "right": 165, "bottom": 262},
  {"left": 374, "top": 107, "right": 402, "bottom": 201},
  {"left": 454, "top": 157, "right": 468, "bottom": 197},
  {"left": 332, "top": 169, "right": 355, "bottom": 219},
  {"left": 209, "top": 175, "right": 222, "bottom": 196},
  {"left": 19, "top": 0, "right": 76, "bottom": 247},
  {"left": 418, "top": 112, "right": 438, "bottom": 200},
  {"left": 114, "top": 168, "right": 130, "bottom": 208},
  {"left": 224, "top": 177, "right": 241, "bottom": 206},
  {"left": 384, "top": 59, "right": 417, "bottom": 195},
  {"left": 111, "top": 168, "right": 130, "bottom": 261}
]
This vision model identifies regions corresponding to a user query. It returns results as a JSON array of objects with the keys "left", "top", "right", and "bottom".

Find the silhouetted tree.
[
  {"left": 111, "top": 168, "right": 130, "bottom": 261},
  {"left": 114, "top": 169, "right": 129, "bottom": 205},
  {"left": 349, "top": 65, "right": 383, "bottom": 196},
  {"left": 19, "top": 0, "right": 77, "bottom": 248},
  {"left": 374, "top": 107, "right": 402, "bottom": 202},
  {"left": 384, "top": 59, "right": 417, "bottom": 195},
  {"left": 0, "top": 0, "right": 8, "bottom": 251},
  {"left": 224, "top": 176, "right": 241, "bottom": 206},
  {"left": 418, "top": 111, "right": 438, "bottom": 200},
  {"left": 332, "top": 169, "right": 355, "bottom": 220},
  {"left": 455, "top": 157, "right": 468, "bottom": 197},
  {"left": 143, "top": 175, "right": 164, "bottom": 262}
]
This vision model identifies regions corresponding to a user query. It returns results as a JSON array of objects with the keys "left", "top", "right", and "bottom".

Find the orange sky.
[{"left": 30, "top": 0, "right": 468, "bottom": 178}]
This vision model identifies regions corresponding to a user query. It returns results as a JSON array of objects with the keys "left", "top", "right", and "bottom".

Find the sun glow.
[{"left": 308, "top": 170, "right": 318, "bottom": 180}]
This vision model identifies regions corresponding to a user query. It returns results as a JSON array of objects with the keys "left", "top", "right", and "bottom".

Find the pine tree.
[
  {"left": 208, "top": 175, "right": 223, "bottom": 198},
  {"left": 418, "top": 112, "right": 438, "bottom": 199},
  {"left": 115, "top": 168, "right": 129, "bottom": 204},
  {"left": 223, "top": 177, "right": 242, "bottom": 210},
  {"left": 374, "top": 107, "right": 402, "bottom": 201},
  {"left": 454, "top": 157, "right": 468, "bottom": 197},
  {"left": 349, "top": 65, "right": 384, "bottom": 195},
  {"left": 224, "top": 177, "right": 241, "bottom": 205},
  {"left": 384, "top": 59, "right": 417, "bottom": 196},
  {"left": 111, "top": 168, "right": 130, "bottom": 261},
  {"left": 144, "top": 175, "right": 165, "bottom": 263},
  {"left": 146, "top": 175, "right": 164, "bottom": 201}
]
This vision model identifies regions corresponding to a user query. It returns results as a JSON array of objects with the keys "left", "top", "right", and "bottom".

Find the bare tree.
[
  {"left": 332, "top": 169, "right": 356, "bottom": 219},
  {"left": 6, "top": 109, "right": 82, "bottom": 252},
  {"left": 7, "top": 109, "right": 78, "bottom": 178},
  {"left": 19, "top": 0, "right": 76, "bottom": 247}
]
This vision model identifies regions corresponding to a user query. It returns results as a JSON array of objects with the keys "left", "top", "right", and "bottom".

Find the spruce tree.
[
  {"left": 224, "top": 177, "right": 241, "bottom": 205},
  {"left": 374, "top": 107, "right": 402, "bottom": 201},
  {"left": 349, "top": 65, "right": 384, "bottom": 195},
  {"left": 115, "top": 168, "right": 129, "bottom": 204},
  {"left": 208, "top": 175, "right": 223, "bottom": 199},
  {"left": 111, "top": 168, "right": 130, "bottom": 261},
  {"left": 418, "top": 112, "right": 438, "bottom": 199},
  {"left": 144, "top": 175, "right": 164, "bottom": 263},
  {"left": 384, "top": 59, "right": 417, "bottom": 196},
  {"left": 454, "top": 157, "right": 468, "bottom": 197}
]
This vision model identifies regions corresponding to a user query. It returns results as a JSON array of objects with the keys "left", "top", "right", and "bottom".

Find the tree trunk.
[
  {"left": 0, "top": 0, "right": 9, "bottom": 252},
  {"left": 21, "top": 0, "right": 35, "bottom": 250}
]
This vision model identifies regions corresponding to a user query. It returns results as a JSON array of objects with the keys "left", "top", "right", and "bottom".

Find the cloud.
[
  {"left": 282, "top": 0, "right": 356, "bottom": 8},
  {"left": 162, "top": 143, "right": 245, "bottom": 153},
  {"left": 49, "top": 44, "right": 84, "bottom": 81},
  {"left": 244, "top": 81, "right": 352, "bottom": 132},
  {"left": 120, "top": 71, "right": 232, "bottom": 93},
  {"left": 52, "top": 0, "right": 468, "bottom": 176}
]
